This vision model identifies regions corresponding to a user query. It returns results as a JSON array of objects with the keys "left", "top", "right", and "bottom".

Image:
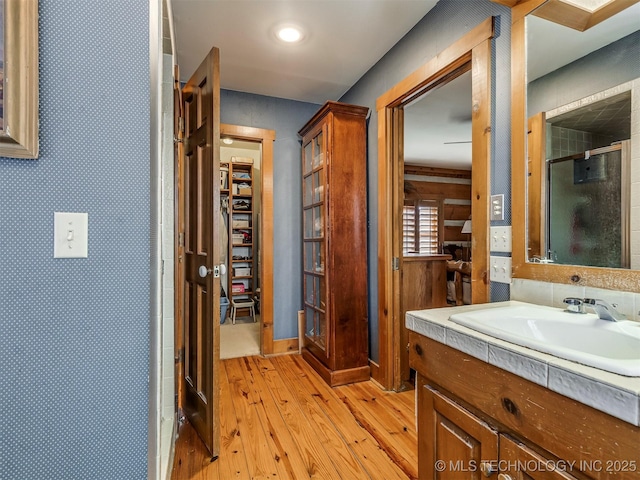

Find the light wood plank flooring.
[{"left": 171, "top": 354, "right": 417, "bottom": 480}]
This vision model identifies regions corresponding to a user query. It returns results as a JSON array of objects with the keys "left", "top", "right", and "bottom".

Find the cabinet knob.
[
  {"left": 501, "top": 397, "right": 519, "bottom": 416},
  {"left": 498, "top": 474, "right": 513, "bottom": 480},
  {"left": 480, "top": 461, "right": 496, "bottom": 477},
  {"left": 414, "top": 344, "right": 423, "bottom": 356}
]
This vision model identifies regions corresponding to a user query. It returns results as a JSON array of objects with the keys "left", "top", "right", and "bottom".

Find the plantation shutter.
[{"left": 403, "top": 199, "right": 440, "bottom": 255}]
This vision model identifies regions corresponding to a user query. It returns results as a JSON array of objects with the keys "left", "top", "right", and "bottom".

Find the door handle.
[
  {"left": 199, "top": 265, "right": 213, "bottom": 278},
  {"left": 199, "top": 265, "right": 222, "bottom": 278}
]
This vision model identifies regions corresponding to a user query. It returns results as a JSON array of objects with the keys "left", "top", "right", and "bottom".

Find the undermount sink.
[{"left": 449, "top": 304, "right": 640, "bottom": 376}]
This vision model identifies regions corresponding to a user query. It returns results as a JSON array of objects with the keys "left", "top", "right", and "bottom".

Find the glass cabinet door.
[{"left": 302, "top": 128, "right": 327, "bottom": 355}]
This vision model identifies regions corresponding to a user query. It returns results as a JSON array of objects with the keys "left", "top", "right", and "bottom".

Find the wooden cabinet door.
[
  {"left": 301, "top": 124, "right": 329, "bottom": 362},
  {"left": 419, "top": 380, "right": 498, "bottom": 479},
  {"left": 499, "top": 435, "right": 582, "bottom": 480}
]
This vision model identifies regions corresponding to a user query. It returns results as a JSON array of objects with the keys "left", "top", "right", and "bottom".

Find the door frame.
[
  {"left": 375, "top": 17, "right": 495, "bottom": 390},
  {"left": 220, "top": 124, "right": 277, "bottom": 354}
]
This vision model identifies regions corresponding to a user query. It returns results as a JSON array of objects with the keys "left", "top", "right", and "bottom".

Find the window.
[{"left": 403, "top": 199, "right": 441, "bottom": 255}]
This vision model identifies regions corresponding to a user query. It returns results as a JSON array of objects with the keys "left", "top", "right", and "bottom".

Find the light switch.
[
  {"left": 490, "top": 226, "right": 512, "bottom": 253},
  {"left": 490, "top": 255, "right": 511, "bottom": 284},
  {"left": 54, "top": 212, "right": 88, "bottom": 258},
  {"left": 491, "top": 194, "right": 504, "bottom": 221}
]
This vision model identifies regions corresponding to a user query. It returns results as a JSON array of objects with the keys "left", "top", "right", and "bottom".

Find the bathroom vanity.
[{"left": 408, "top": 302, "right": 640, "bottom": 480}]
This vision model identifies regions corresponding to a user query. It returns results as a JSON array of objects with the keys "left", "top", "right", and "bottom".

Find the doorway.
[
  {"left": 174, "top": 123, "right": 276, "bottom": 414},
  {"left": 219, "top": 130, "right": 264, "bottom": 359},
  {"left": 220, "top": 124, "right": 276, "bottom": 355},
  {"left": 398, "top": 69, "right": 474, "bottom": 388},
  {"left": 375, "top": 17, "right": 495, "bottom": 391}
]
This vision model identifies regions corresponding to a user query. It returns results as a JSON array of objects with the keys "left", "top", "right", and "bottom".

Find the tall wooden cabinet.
[{"left": 298, "top": 101, "right": 370, "bottom": 387}]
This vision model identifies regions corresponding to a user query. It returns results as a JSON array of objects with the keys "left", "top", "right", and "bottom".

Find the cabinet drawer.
[
  {"left": 410, "top": 332, "right": 640, "bottom": 480},
  {"left": 500, "top": 435, "right": 580, "bottom": 480}
]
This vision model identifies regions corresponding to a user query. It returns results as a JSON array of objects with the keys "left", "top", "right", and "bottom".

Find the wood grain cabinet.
[
  {"left": 418, "top": 382, "right": 498, "bottom": 479},
  {"left": 410, "top": 333, "right": 639, "bottom": 480},
  {"left": 298, "top": 101, "right": 369, "bottom": 387}
]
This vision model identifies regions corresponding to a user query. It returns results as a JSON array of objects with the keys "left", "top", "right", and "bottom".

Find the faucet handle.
[{"left": 563, "top": 297, "right": 585, "bottom": 314}]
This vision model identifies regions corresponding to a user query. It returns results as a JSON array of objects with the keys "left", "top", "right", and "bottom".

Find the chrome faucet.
[{"left": 583, "top": 298, "right": 626, "bottom": 322}]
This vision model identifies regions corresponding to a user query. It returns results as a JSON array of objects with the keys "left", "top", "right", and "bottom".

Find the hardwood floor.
[{"left": 171, "top": 354, "right": 417, "bottom": 480}]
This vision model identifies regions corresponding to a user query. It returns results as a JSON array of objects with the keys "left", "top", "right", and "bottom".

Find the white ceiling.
[
  {"left": 403, "top": 70, "right": 472, "bottom": 169},
  {"left": 171, "top": 0, "right": 438, "bottom": 104}
]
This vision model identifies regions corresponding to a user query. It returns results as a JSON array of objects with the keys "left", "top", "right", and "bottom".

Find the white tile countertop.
[{"left": 406, "top": 301, "right": 640, "bottom": 426}]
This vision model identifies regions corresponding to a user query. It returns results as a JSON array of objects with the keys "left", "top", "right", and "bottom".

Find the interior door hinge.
[
  {"left": 178, "top": 232, "right": 185, "bottom": 247},
  {"left": 174, "top": 117, "right": 185, "bottom": 144},
  {"left": 392, "top": 257, "right": 400, "bottom": 271},
  {"left": 174, "top": 347, "right": 184, "bottom": 364}
]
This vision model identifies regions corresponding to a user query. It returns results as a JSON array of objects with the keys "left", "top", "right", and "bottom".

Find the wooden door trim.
[
  {"left": 376, "top": 17, "right": 494, "bottom": 390},
  {"left": 220, "top": 124, "right": 277, "bottom": 355},
  {"left": 174, "top": 65, "right": 186, "bottom": 412}
]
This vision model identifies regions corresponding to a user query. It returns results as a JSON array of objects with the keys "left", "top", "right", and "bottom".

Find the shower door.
[{"left": 547, "top": 143, "right": 629, "bottom": 268}]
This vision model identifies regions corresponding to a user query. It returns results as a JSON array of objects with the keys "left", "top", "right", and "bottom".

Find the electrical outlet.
[
  {"left": 490, "top": 256, "right": 511, "bottom": 284},
  {"left": 490, "top": 226, "right": 512, "bottom": 253}
]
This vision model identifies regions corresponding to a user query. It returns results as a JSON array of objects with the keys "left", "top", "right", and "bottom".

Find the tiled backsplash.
[{"left": 511, "top": 278, "right": 640, "bottom": 322}]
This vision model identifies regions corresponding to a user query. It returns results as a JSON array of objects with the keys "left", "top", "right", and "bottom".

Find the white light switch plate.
[
  {"left": 490, "top": 194, "right": 504, "bottom": 221},
  {"left": 490, "top": 255, "right": 511, "bottom": 284},
  {"left": 54, "top": 212, "right": 88, "bottom": 258},
  {"left": 490, "top": 226, "right": 512, "bottom": 253}
]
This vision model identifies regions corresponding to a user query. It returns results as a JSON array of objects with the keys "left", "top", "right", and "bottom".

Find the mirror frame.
[
  {"left": 0, "top": 0, "right": 39, "bottom": 159},
  {"left": 509, "top": 0, "right": 640, "bottom": 291}
]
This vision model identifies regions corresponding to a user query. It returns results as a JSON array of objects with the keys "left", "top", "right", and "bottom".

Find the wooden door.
[
  {"left": 418, "top": 381, "right": 498, "bottom": 479},
  {"left": 181, "top": 46, "right": 221, "bottom": 458}
]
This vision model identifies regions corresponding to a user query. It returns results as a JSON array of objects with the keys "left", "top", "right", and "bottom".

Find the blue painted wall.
[
  {"left": 220, "top": 90, "right": 320, "bottom": 339},
  {"left": 0, "top": 1, "right": 150, "bottom": 478}
]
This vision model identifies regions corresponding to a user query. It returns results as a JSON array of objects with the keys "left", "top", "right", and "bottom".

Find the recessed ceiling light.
[
  {"left": 275, "top": 24, "right": 304, "bottom": 44},
  {"left": 222, "top": 138, "right": 233, "bottom": 145}
]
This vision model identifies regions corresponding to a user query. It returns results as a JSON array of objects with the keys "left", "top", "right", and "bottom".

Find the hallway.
[{"left": 171, "top": 354, "right": 417, "bottom": 479}]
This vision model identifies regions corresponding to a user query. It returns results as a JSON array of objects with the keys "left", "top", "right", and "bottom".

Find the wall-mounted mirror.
[
  {"left": 509, "top": 0, "right": 640, "bottom": 290},
  {"left": 525, "top": 3, "right": 639, "bottom": 269}
]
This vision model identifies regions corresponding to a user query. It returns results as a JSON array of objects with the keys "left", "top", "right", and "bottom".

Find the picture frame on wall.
[{"left": 0, "top": 0, "right": 39, "bottom": 159}]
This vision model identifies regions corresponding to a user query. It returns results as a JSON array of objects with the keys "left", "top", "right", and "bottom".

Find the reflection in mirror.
[{"left": 525, "top": 3, "right": 639, "bottom": 269}]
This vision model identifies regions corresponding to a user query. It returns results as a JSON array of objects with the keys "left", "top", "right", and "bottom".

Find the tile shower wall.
[
  {"left": 0, "top": 1, "right": 150, "bottom": 479},
  {"left": 546, "top": 126, "right": 613, "bottom": 160}
]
